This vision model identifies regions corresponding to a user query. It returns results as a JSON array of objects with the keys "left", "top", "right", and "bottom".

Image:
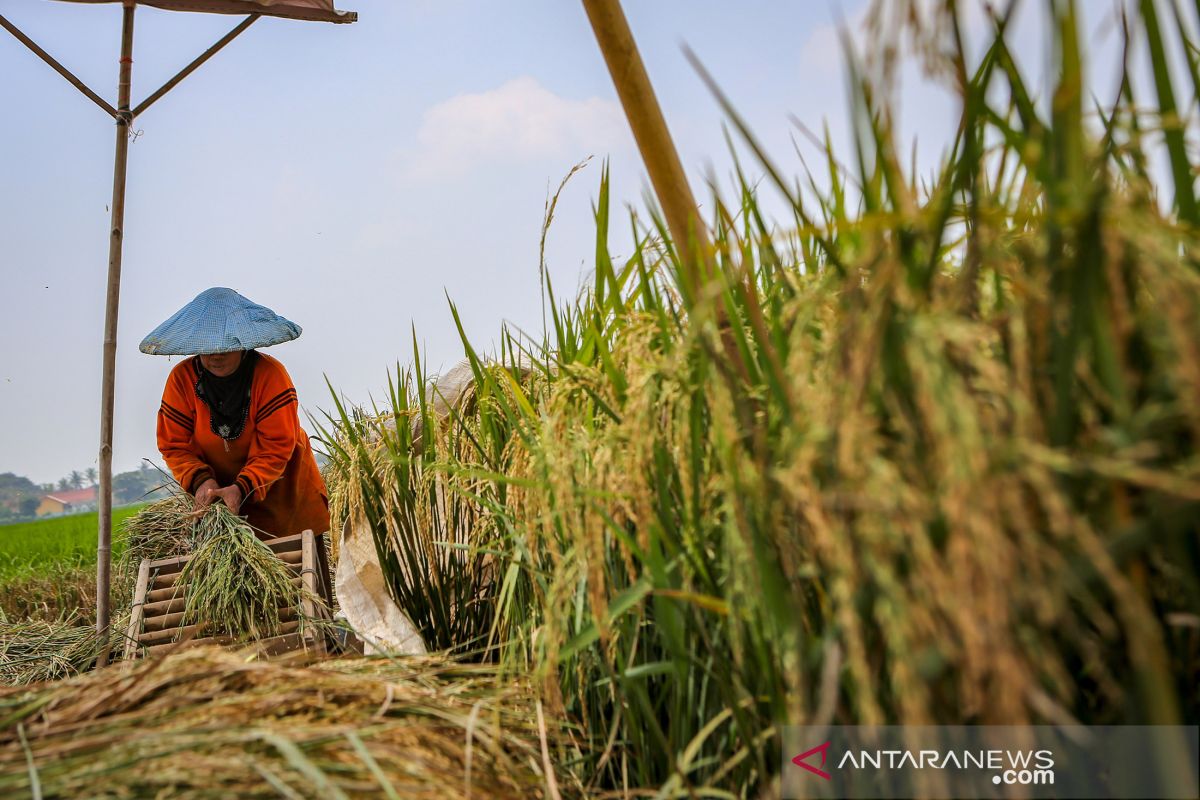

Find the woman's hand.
[
  {"left": 211, "top": 484, "right": 244, "bottom": 516},
  {"left": 193, "top": 479, "right": 242, "bottom": 516},
  {"left": 194, "top": 478, "right": 220, "bottom": 510}
]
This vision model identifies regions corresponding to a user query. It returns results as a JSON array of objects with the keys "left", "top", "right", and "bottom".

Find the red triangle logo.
[{"left": 792, "top": 740, "right": 832, "bottom": 780}]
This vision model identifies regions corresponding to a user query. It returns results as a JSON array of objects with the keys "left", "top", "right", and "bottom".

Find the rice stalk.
[
  {"left": 0, "top": 613, "right": 124, "bottom": 686},
  {"left": 119, "top": 491, "right": 200, "bottom": 567},
  {"left": 179, "top": 504, "right": 319, "bottom": 640}
]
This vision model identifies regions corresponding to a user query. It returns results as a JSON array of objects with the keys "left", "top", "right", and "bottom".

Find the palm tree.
[
  {"left": 69, "top": 471, "right": 83, "bottom": 490},
  {"left": 85, "top": 467, "right": 97, "bottom": 487},
  {"left": 56, "top": 478, "right": 69, "bottom": 492}
]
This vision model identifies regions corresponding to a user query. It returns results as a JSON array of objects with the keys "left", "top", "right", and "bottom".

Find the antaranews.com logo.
[
  {"left": 781, "top": 725, "right": 1198, "bottom": 799},
  {"left": 792, "top": 740, "right": 1055, "bottom": 786}
]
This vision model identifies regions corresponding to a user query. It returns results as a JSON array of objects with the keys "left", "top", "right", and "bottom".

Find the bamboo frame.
[
  {"left": 123, "top": 532, "right": 329, "bottom": 660},
  {"left": 133, "top": 15, "right": 259, "bottom": 118},
  {"left": 1, "top": 4, "right": 349, "bottom": 665},
  {"left": 0, "top": 14, "right": 118, "bottom": 117},
  {"left": 122, "top": 559, "right": 152, "bottom": 661}
]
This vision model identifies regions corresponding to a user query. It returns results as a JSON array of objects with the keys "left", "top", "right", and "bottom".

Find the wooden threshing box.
[{"left": 123, "top": 529, "right": 334, "bottom": 660}]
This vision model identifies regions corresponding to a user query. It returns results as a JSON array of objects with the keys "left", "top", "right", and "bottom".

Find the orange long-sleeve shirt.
[{"left": 157, "top": 352, "right": 330, "bottom": 539}]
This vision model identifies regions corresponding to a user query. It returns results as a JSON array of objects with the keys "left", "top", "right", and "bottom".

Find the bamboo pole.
[
  {"left": 96, "top": 1, "right": 137, "bottom": 664},
  {"left": 580, "top": 0, "right": 712, "bottom": 298},
  {"left": 579, "top": 0, "right": 756, "bottom": 405}
]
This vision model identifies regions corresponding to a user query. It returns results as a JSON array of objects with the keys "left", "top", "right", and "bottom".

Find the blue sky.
[{"left": 0, "top": 0, "right": 1182, "bottom": 484}]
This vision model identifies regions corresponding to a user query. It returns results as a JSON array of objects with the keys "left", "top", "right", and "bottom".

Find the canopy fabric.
[{"left": 55, "top": 0, "right": 356, "bottom": 24}]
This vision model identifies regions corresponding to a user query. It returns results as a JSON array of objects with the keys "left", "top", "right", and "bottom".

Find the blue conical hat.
[{"left": 140, "top": 288, "right": 302, "bottom": 355}]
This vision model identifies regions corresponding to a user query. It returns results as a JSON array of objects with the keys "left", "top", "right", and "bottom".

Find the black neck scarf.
[{"left": 195, "top": 350, "right": 259, "bottom": 440}]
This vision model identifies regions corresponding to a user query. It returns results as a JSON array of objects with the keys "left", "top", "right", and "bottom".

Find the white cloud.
[{"left": 404, "top": 77, "right": 627, "bottom": 180}]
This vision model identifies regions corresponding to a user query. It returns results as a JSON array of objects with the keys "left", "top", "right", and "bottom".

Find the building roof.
[{"left": 43, "top": 487, "right": 97, "bottom": 505}]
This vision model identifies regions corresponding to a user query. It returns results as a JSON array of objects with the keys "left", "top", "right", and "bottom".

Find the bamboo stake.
[
  {"left": 580, "top": 0, "right": 752, "bottom": 398},
  {"left": 579, "top": 0, "right": 713, "bottom": 298},
  {"left": 96, "top": 1, "right": 137, "bottom": 664}
]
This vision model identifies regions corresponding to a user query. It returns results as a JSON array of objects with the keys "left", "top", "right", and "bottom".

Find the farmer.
[{"left": 140, "top": 287, "right": 330, "bottom": 539}]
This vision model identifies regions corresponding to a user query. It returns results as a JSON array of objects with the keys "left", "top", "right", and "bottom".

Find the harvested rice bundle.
[
  {"left": 180, "top": 503, "right": 317, "bottom": 640},
  {"left": 0, "top": 613, "right": 120, "bottom": 685},
  {"left": 121, "top": 491, "right": 200, "bottom": 565}
]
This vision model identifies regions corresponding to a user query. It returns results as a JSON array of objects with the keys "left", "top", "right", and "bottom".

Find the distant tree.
[
  {"left": 85, "top": 467, "right": 97, "bottom": 486},
  {"left": 113, "top": 470, "right": 150, "bottom": 505},
  {"left": 56, "top": 478, "right": 69, "bottom": 492},
  {"left": 42, "top": 483, "right": 54, "bottom": 494},
  {"left": 19, "top": 496, "right": 39, "bottom": 517},
  {"left": 69, "top": 470, "right": 83, "bottom": 490}
]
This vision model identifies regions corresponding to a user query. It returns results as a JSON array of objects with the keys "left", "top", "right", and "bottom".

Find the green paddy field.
[
  {"left": 0, "top": 507, "right": 146, "bottom": 621},
  {"left": 0, "top": 506, "right": 143, "bottom": 579}
]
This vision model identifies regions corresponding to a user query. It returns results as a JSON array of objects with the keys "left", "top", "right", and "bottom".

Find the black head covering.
[{"left": 194, "top": 350, "right": 260, "bottom": 440}]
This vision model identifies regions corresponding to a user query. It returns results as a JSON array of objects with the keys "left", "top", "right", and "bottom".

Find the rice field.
[
  {"left": 0, "top": 505, "right": 143, "bottom": 578},
  {"left": 2, "top": 1, "right": 1198, "bottom": 798},
  {"left": 0, "top": 507, "right": 144, "bottom": 622}
]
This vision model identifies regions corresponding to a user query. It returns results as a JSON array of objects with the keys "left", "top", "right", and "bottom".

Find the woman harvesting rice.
[{"left": 141, "top": 287, "right": 329, "bottom": 539}]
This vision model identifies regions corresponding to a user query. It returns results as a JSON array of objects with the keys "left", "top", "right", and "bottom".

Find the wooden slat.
[
  {"left": 139, "top": 623, "right": 204, "bottom": 646},
  {"left": 299, "top": 530, "right": 324, "bottom": 656},
  {"left": 254, "top": 631, "right": 308, "bottom": 657},
  {"left": 153, "top": 571, "right": 186, "bottom": 590},
  {"left": 122, "top": 559, "right": 152, "bottom": 661},
  {"left": 278, "top": 549, "right": 302, "bottom": 566},
  {"left": 146, "top": 552, "right": 193, "bottom": 577},
  {"left": 145, "top": 584, "right": 187, "bottom": 604},
  {"left": 142, "top": 594, "right": 186, "bottom": 618},
  {"left": 143, "top": 577, "right": 303, "bottom": 618},
  {"left": 266, "top": 533, "right": 304, "bottom": 554},
  {"left": 143, "top": 605, "right": 298, "bottom": 634},
  {"left": 142, "top": 620, "right": 301, "bottom": 654}
]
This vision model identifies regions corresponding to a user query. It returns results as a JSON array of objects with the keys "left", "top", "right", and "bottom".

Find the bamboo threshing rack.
[{"left": 123, "top": 529, "right": 334, "bottom": 660}]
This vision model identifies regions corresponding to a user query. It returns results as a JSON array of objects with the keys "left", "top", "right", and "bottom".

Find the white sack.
[{"left": 334, "top": 517, "right": 427, "bottom": 655}]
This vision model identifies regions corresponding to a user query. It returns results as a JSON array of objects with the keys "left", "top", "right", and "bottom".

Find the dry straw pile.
[
  {"left": 0, "top": 647, "right": 566, "bottom": 799},
  {"left": 0, "top": 614, "right": 119, "bottom": 685}
]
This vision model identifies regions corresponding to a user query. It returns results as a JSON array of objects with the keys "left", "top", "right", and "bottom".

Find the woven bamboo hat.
[{"left": 139, "top": 288, "right": 301, "bottom": 355}]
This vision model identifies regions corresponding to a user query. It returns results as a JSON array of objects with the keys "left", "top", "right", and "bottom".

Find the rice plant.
[{"left": 324, "top": 1, "right": 1199, "bottom": 794}]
